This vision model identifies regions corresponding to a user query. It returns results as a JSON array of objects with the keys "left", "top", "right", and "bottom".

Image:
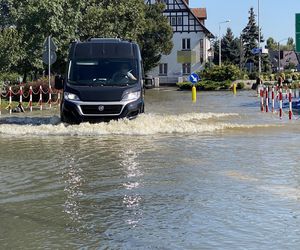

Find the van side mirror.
[
  {"left": 55, "top": 75, "right": 64, "bottom": 90},
  {"left": 144, "top": 75, "right": 154, "bottom": 89}
]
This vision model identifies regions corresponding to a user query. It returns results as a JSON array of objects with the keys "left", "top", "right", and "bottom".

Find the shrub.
[
  {"left": 176, "top": 80, "right": 232, "bottom": 91},
  {"left": 248, "top": 72, "right": 258, "bottom": 80},
  {"left": 200, "top": 64, "right": 241, "bottom": 82},
  {"left": 237, "top": 82, "right": 245, "bottom": 89},
  {"left": 279, "top": 72, "right": 285, "bottom": 80},
  {"left": 292, "top": 73, "right": 299, "bottom": 80},
  {"left": 269, "top": 74, "right": 275, "bottom": 81},
  {"left": 0, "top": 72, "right": 20, "bottom": 85},
  {"left": 4, "top": 77, "right": 58, "bottom": 102}
]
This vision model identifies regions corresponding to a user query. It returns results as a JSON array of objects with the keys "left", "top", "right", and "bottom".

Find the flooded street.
[{"left": 1, "top": 89, "right": 300, "bottom": 249}]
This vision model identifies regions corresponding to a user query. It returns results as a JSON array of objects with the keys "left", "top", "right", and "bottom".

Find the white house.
[{"left": 146, "top": 0, "right": 214, "bottom": 84}]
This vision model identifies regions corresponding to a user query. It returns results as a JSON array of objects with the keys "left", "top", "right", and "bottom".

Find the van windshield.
[{"left": 68, "top": 59, "right": 139, "bottom": 86}]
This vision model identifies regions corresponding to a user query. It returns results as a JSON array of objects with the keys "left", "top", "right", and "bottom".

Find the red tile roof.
[{"left": 191, "top": 8, "right": 207, "bottom": 20}]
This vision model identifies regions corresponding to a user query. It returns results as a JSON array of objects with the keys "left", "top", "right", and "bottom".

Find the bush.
[
  {"left": 279, "top": 72, "right": 286, "bottom": 80},
  {"left": 176, "top": 80, "right": 232, "bottom": 91},
  {"left": 4, "top": 77, "right": 58, "bottom": 102},
  {"left": 292, "top": 73, "right": 299, "bottom": 80},
  {"left": 248, "top": 72, "right": 259, "bottom": 80},
  {"left": 199, "top": 64, "right": 241, "bottom": 82},
  {"left": 0, "top": 72, "right": 21, "bottom": 85},
  {"left": 269, "top": 74, "right": 275, "bottom": 81},
  {"left": 237, "top": 82, "right": 245, "bottom": 89}
]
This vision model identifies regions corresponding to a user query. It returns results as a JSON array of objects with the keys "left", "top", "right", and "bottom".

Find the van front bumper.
[{"left": 61, "top": 98, "right": 144, "bottom": 123}]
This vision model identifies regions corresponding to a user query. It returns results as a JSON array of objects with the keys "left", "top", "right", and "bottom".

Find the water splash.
[{"left": 0, "top": 113, "right": 275, "bottom": 136}]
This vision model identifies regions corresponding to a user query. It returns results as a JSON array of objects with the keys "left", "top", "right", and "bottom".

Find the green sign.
[{"left": 296, "top": 14, "right": 300, "bottom": 52}]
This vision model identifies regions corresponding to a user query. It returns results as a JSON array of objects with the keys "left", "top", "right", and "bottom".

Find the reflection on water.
[
  {"left": 1, "top": 90, "right": 300, "bottom": 249},
  {"left": 120, "top": 142, "right": 143, "bottom": 228},
  {"left": 61, "top": 153, "right": 84, "bottom": 223}
]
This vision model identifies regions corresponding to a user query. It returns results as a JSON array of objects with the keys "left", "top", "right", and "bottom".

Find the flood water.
[{"left": 1, "top": 89, "right": 300, "bottom": 249}]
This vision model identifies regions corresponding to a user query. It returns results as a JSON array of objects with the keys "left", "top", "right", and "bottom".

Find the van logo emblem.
[{"left": 98, "top": 105, "right": 105, "bottom": 111}]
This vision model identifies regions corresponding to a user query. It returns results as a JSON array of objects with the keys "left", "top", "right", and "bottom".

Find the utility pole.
[{"left": 258, "top": 0, "right": 261, "bottom": 77}]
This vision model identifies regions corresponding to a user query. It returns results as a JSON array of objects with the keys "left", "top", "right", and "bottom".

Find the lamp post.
[
  {"left": 278, "top": 38, "right": 289, "bottom": 72},
  {"left": 258, "top": 0, "right": 261, "bottom": 76},
  {"left": 218, "top": 20, "right": 230, "bottom": 66}
]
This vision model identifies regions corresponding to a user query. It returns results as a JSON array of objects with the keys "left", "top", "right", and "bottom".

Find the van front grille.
[{"left": 80, "top": 105, "right": 123, "bottom": 115}]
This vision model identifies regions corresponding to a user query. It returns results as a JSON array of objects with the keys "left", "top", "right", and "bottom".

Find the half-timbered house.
[{"left": 146, "top": 0, "right": 214, "bottom": 84}]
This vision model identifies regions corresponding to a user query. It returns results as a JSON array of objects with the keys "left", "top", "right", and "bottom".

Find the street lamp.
[
  {"left": 218, "top": 20, "right": 230, "bottom": 66},
  {"left": 278, "top": 38, "right": 289, "bottom": 72},
  {"left": 258, "top": 0, "right": 261, "bottom": 76}
]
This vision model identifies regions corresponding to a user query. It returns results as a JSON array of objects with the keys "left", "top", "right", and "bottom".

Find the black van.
[{"left": 55, "top": 38, "right": 151, "bottom": 124}]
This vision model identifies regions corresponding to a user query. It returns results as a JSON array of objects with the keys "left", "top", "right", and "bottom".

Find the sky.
[{"left": 189, "top": 0, "right": 300, "bottom": 45}]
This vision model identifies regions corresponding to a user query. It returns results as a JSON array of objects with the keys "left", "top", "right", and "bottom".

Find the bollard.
[
  {"left": 39, "top": 85, "right": 43, "bottom": 110},
  {"left": 9, "top": 86, "right": 12, "bottom": 114},
  {"left": 29, "top": 86, "right": 33, "bottom": 112},
  {"left": 260, "top": 88, "right": 264, "bottom": 112},
  {"left": 272, "top": 86, "right": 275, "bottom": 113},
  {"left": 279, "top": 88, "right": 283, "bottom": 119},
  {"left": 57, "top": 91, "right": 61, "bottom": 105},
  {"left": 49, "top": 86, "right": 52, "bottom": 109},
  {"left": 19, "top": 86, "right": 23, "bottom": 104},
  {"left": 289, "top": 89, "right": 292, "bottom": 120},
  {"left": 192, "top": 85, "right": 196, "bottom": 103},
  {"left": 265, "top": 87, "right": 269, "bottom": 112},
  {"left": 233, "top": 83, "right": 237, "bottom": 95}
]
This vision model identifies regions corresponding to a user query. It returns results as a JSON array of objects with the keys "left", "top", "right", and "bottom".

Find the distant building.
[
  {"left": 145, "top": 0, "right": 214, "bottom": 85},
  {"left": 269, "top": 49, "right": 300, "bottom": 72}
]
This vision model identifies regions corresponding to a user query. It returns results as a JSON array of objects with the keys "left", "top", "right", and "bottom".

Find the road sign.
[
  {"left": 251, "top": 47, "right": 262, "bottom": 55},
  {"left": 42, "top": 51, "right": 57, "bottom": 65},
  {"left": 189, "top": 73, "right": 200, "bottom": 84},
  {"left": 43, "top": 36, "right": 57, "bottom": 52},
  {"left": 296, "top": 14, "right": 300, "bottom": 52}
]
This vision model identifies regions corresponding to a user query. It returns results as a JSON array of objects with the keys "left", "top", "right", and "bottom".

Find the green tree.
[
  {"left": 0, "top": 27, "right": 23, "bottom": 72},
  {"left": 0, "top": 0, "right": 173, "bottom": 79},
  {"left": 80, "top": 0, "right": 146, "bottom": 41},
  {"left": 241, "top": 7, "right": 270, "bottom": 73},
  {"left": 241, "top": 7, "right": 260, "bottom": 70},
  {"left": 266, "top": 37, "right": 278, "bottom": 50},
  {"left": 281, "top": 37, "right": 295, "bottom": 51},
  {"left": 5, "top": 0, "right": 84, "bottom": 80},
  {"left": 221, "top": 28, "right": 240, "bottom": 65},
  {"left": 138, "top": 2, "right": 173, "bottom": 72}
]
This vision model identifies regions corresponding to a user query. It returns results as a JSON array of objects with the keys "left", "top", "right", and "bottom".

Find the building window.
[
  {"left": 200, "top": 39, "right": 204, "bottom": 63},
  {"left": 159, "top": 63, "right": 168, "bottom": 75},
  {"left": 182, "top": 38, "right": 191, "bottom": 50},
  {"left": 171, "top": 17, "right": 176, "bottom": 26},
  {"left": 182, "top": 63, "right": 191, "bottom": 75},
  {"left": 177, "top": 16, "right": 182, "bottom": 25}
]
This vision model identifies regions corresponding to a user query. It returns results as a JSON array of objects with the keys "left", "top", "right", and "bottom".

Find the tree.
[
  {"left": 281, "top": 37, "right": 295, "bottom": 51},
  {"left": 266, "top": 37, "right": 277, "bottom": 50},
  {"left": 241, "top": 7, "right": 270, "bottom": 73},
  {"left": 80, "top": 0, "right": 146, "bottom": 41},
  {"left": 0, "top": 0, "right": 173, "bottom": 79},
  {"left": 241, "top": 7, "right": 260, "bottom": 70},
  {"left": 0, "top": 27, "right": 23, "bottom": 72},
  {"left": 138, "top": 2, "right": 173, "bottom": 72},
  {"left": 6, "top": 0, "right": 84, "bottom": 80},
  {"left": 220, "top": 28, "right": 240, "bottom": 65}
]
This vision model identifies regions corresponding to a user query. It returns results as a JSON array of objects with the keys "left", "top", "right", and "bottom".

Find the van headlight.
[
  {"left": 122, "top": 91, "right": 140, "bottom": 101},
  {"left": 64, "top": 92, "right": 80, "bottom": 101}
]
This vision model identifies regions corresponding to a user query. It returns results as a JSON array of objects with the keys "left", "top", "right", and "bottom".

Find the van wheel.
[
  {"left": 61, "top": 110, "right": 73, "bottom": 124},
  {"left": 140, "top": 104, "right": 144, "bottom": 113}
]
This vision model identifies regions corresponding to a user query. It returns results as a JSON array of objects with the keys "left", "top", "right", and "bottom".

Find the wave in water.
[{"left": 0, "top": 113, "right": 275, "bottom": 136}]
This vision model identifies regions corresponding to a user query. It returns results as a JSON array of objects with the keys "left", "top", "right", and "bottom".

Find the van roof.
[{"left": 69, "top": 38, "right": 140, "bottom": 60}]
